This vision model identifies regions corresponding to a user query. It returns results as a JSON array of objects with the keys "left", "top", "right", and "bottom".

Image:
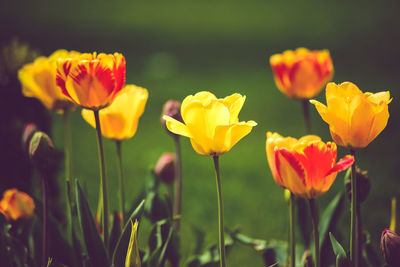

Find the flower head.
[
  {"left": 163, "top": 91, "right": 257, "bottom": 156},
  {"left": 18, "top": 49, "right": 80, "bottom": 113},
  {"left": 155, "top": 153, "right": 176, "bottom": 184},
  {"left": 56, "top": 52, "right": 126, "bottom": 110},
  {"left": 381, "top": 229, "right": 400, "bottom": 266},
  {"left": 266, "top": 132, "right": 354, "bottom": 199},
  {"left": 310, "top": 82, "right": 391, "bottom": 149},
  {"left": 270, "top": 48, "right": 333, "bottom": 99},
  {"left": 0, "top": 188, "right": 35, "bottom": 221},
  {"left": 161, "top": 100, "right": 182, "bottom": 130},
  {"left": 81, "top": 84, "right": 148, "bottom": 140}
]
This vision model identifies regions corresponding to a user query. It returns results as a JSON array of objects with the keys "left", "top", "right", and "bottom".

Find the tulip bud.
[
  {"left": 301, "top": 250, "right": 314, "bottom": 267},
  {"left": 29, "top": 132, "right": 55, "bottom": 176},
  {"left": 381, "top": 229, "right": 400, "bottom": 266},
  {"left": 345, "top": 166, "right": 370, "bottom": 203},
  {"left": 22, "top": 123, "right": 38, "bottom": 152},
  {"left": 284, "top": 189, "right": 291, "bottom": 203},
  {"left": 155, "top": 153, "right": 175, "bottom": 184},
  {"left": 160, "top": 100, "right": 182, "bottom": 132},
  {"left": 0, "top": 188, "right": 35, "bottom": 221}
]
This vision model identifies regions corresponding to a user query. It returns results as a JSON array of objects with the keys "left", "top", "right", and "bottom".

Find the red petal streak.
[
  {"left": 326, "top": 155, "right": 354, "bottom": 176},
  {"left": 271, "top": 63, "right": 289, "bottom": 89},
  {"left": 276, "top": 148, "right": 306, "bottom": 186},
  {"left": 56, "top": 61, "right": 72, "bottom": 99},
  {"left": 94, "top": 63, "right": 115, "bottom": 96},
  {"left": 113, "top": 55, "right": 126, "bottom": 94},
  {"left": 273, "top": 150, "right": 285, "bottom": 186}
]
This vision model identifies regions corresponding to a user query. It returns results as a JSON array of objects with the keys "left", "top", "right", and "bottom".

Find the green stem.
[
  {"left": 302, "top": 99, "right": 311, "bottom": 134},
  {"left": 289, "top": 193, "right": 295, "bottom": 267},
  {"left": 63, "top": 111, "right": 74, "bottom": 243},
  {"left": 213, "top": 156, "right": 226, "bottom": 267},
  {"left": 309, "top": 198, "right": 319, "bottom": 267},
  {"left": 41, "top": 176, "right": 48, "bottom": 267},
  {"left": 116, "top": 141, "right": 125, "bottom": 225},
  {"left": 173, "top": 136, "right": 182, "bottom": 231},
  {"left": 94, "top": 110, "right": 109, "bottom": 250},
  {"left": 350, "top": 149, "right": 358, "bottom": 267}
]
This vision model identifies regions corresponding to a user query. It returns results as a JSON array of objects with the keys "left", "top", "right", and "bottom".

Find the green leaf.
[
  {"left": 125, "top": 220, "right": 141, "bottom": 267},
  {"left": 112, "top": 200, "right": 145, "bottom": 267},
  {"left": 329, "top": 232, "right": 349, "bottom": 267},
  {"left": 75, "top": 180, "right": 108, "bottom": 267},
  {"left": 319, "top": 191, "right": 344, "bottom": 246},
  {"left": 142, "top": 220, "right": 172, "bottom": 267}
]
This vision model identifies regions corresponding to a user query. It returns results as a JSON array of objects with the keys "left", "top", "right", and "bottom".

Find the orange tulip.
[
  {"left": 56, "top": 52, "right": 126, "bottom": 110},
  {"left": 266, "top": 132, "right": 354, "bottom": 199},
  {"left": 270, "top": 48, "right": 333, "bottom": 99},
  {"left": 0, "top": 188, "right": 35, "bottom": 221}
]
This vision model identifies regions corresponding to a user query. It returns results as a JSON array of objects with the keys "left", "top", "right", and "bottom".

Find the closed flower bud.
[
  {"left": 0, "top": 188, "right": 35, "bottom": 221},
  {"left": 345, "top": 166, "right": 370, "bottom": 203},
  {"left": 29, "top": 132, "right": 55, "bottom": 175},
  {"left": 155, "top": 153, "right": 175, "bottom": 184},
  {"left": 161, "top": 100, "right": 182, "bottom": 130},
  {"left": 22, "top": 123, "right": 38, "bottom": 152},
  {"left": 381, "top": 229, "right": 400, "bottom": 266},
  {"left": 301, "top": 250, "right": 314, "bottom": 267}
]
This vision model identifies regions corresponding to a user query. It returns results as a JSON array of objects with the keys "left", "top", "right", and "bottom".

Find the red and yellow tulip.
[
  {"left": 270, "top": 48, "right": 333, "bottom": 99},
  {"left": 310, "top": 82, "right": 391, "bottom": 149},
  {"left": 266, "top": 132, "right": 354, "bottom": 199},
  {"left": 18, "top": 49, "right": 80, "bottom": 113},
  {"left": 56, "top": 52, "right": 126, "bottom": 110},
  {"left": 0, "top": 188, "right": 35, "bottom": 221}
]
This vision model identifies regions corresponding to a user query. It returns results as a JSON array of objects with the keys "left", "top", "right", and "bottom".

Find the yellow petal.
[
  {"left": 163, "top": 116, "right": 192, "bottom": 138},
  {"left": 221, "top": 93, "right": 246, "bottom": 123},
  {"left": 349, "top": 96, "right": 375, "bottom": 148},
  {"left": 190, "top": 138, "right": 209, "bottom": 156},
  {"left": 276, "top": 151, "right": 308, "bottom": 197},
  {"left": 181, "top": 91, "right": 216, "bottom": 113}
]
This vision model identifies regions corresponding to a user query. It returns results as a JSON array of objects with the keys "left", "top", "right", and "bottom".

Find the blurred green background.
[{"left": 2, "top": 1, "right": 400, "bottom": 265}]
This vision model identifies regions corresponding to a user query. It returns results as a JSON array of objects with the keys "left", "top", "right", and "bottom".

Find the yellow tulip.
[
  {"left": 0, "top": 188, "right": 35, "bottom": 221},
  {"left": 270, "top": 48, "right": 333, "bottom": 99},
  {"left": 81, "top": 85, "right": 148, "bottom": 141},
  {"left": 18, "top": 49, "right": 80, "bottom": 113},
  {"left": 163, "top": 91, "right": 257, "bottom": 156},
  {"left": 310, "top": 82, "right": 391, "bottom": 149},
  {"left": 266, "top": 132, "right": 354, "bottom": 199},
  {"left": 56, "top": 52, "right": 126, "bottom": 110}
]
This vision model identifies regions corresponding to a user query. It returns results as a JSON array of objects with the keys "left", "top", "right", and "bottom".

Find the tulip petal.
[
  {"left": 221, "top": 94, "right": 245, "bottom": 123},
  {"left": 275, "top": 148, "right": 308, "bottom": 196},
  {"left": 163, "top": 116, "right": 192, "bottom": 138},
  {"left": 350, "top": 96, "right": 376, "bottom": 148},
  {"left": 181, "top": 91, "right": 217, "bottom": 113},
  {"left": 326, "top": 155, "right": 354, "bottom": 176},
  {"left": 190, "top": 138, "right": 209, "bottom": 156},
  {"left": 214, "top": 120, "right": 257, "bottom": 154}
]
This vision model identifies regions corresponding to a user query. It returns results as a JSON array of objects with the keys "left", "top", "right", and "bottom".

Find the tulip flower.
[
  {"left": 163, "top": 91, "right": 257, "bottom": 156},
  {"left": 266, "top": 132, "right": 354, "bottom": 199},
  {"left": 18, "top": 49, "right": 79, "bottom": 113},
  {"left": 164, "top": 91, "right": 256, "bottom": 267},
  {"left": 56, "top": 52, "right": 126, "bottom": 110},
  {"left": 81, "top": 84, "right": 148, "bottom": 141},
  {"left": 0, "top": 188, "right": 35, "bottom": 221},
  {"left": 381, "top": 229, "right": 400, "bottom": 266},
  {"left": 310, "top": 82, "right": 391, "bottom": 149},
  {"left": 270, "top": 48, "right": 333, "bottom": 100}
]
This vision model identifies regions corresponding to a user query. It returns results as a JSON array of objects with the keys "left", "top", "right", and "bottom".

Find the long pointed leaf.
[
  {"left": 319, "top": 191, "right": 344, "bottom": 246},
  {"left": 329, "top": 232, "right": 349, "bottom": 267},
  {"left": 125, "top": 220, "right": 141, "bottom": 267},
  {"left": 75, "top": 180, "right": 108, "bottom": 267},
  {"left": 112, "top": 200, "right": 145, "bottom": 267}
]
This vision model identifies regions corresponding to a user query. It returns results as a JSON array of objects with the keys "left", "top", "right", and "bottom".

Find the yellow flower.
[
  {"left": 56, "top": 52, "right": 126, "bottom": 110},
  {"left": 81, "top": 85, "right": 148, "bottom": 141},
  {"left": 266, "top": 132, "right": 354, "bottom": 199},
  {"left": 163, "top": 91, "right": 257, "bottom": 156},
  {"left": 0, "top": 188, "right": 35, "bottom": 221},
  {"left": 18, "top": 49, "right": 80, "bottom": 113},
  {"left": 270, "top": 48, "right": 333, "bottom": 99},
  {"left": 310, "top": 82, "right": 391, "bottom": 149}
]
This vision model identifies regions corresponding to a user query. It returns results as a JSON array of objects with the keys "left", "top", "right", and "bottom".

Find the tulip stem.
[
  {"left": 94, "top": 110, "right": 109, "bottom": 250},
  {"left": 41, "top": 176, "right": 48, "bottom": 267},
  {"left": 350, "top": 149, "right": 358, "bottom": 267},
  {"left": 302, "top": 99, "right": 311, "bottom": 134},
  {"left": 63, "top": 111, "right": 74, "bottom": 243},
  {"left": 116, "top": 141, "right": 125, "bottom": 225},
  {"left": 213, "top": 155, "right": 226, "bottom": 267},
  {"left": 289, "top": 193, "right": 296, "bottom": 267},
  {"left": 309, "top": 198, "right": 319, "bottom": 267},
  {"left": 173, "top": 136, "right": 182, "bottom": 231}
]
